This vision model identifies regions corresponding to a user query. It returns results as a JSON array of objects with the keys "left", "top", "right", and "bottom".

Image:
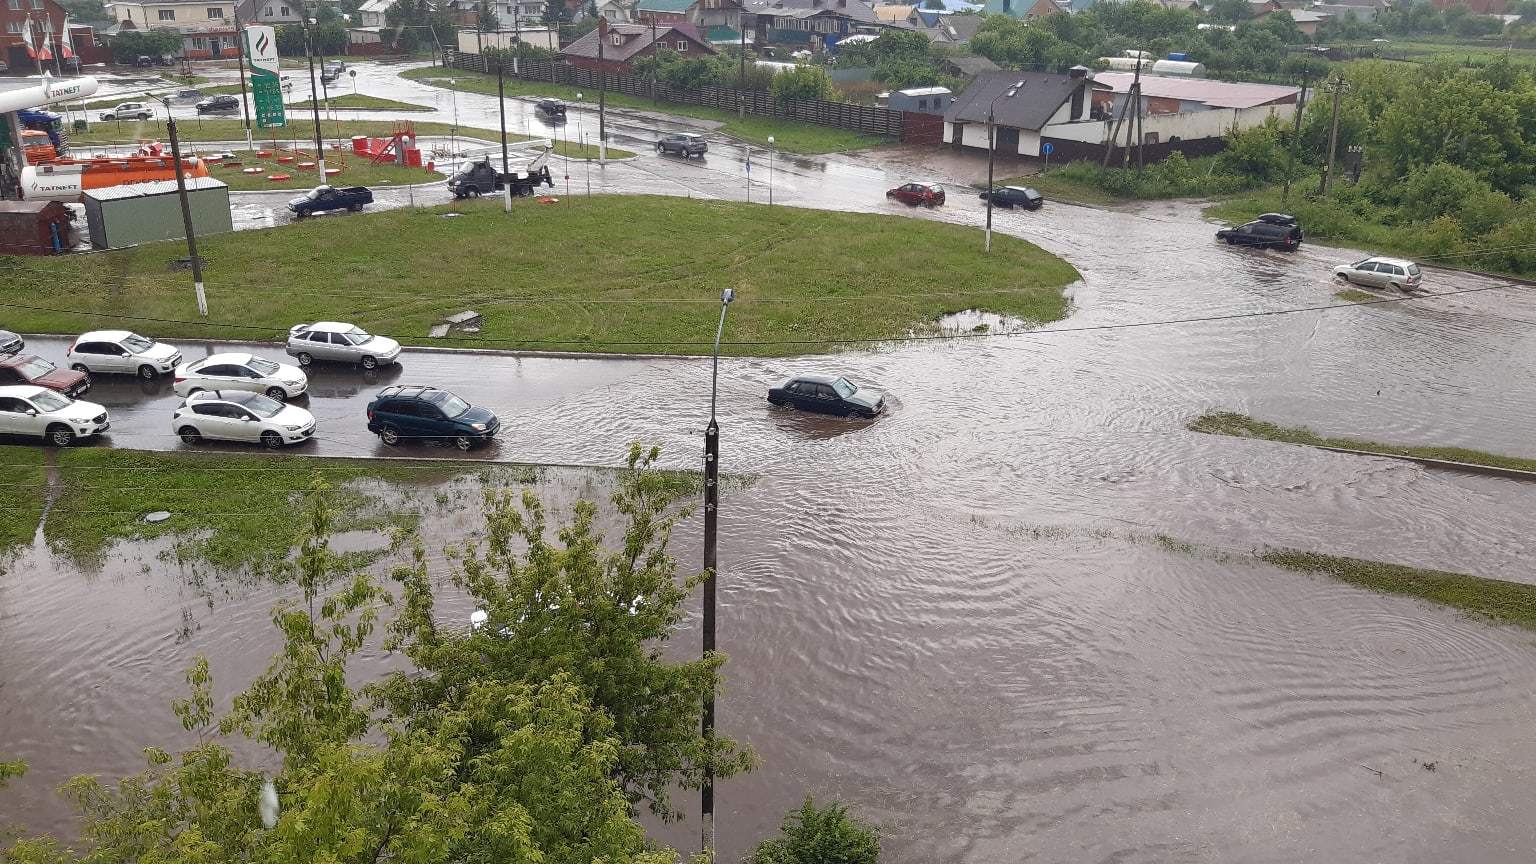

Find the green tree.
[
  {"left": 543, "top": 0, "right": 571, "bottom": 24},
  {"left": 1206, "top": 0, "right": 1251, "bottom": 24},
  {"left": 747, "top": 798, "right": 880, "bottom": 864},
  {"left": 477, "top": 1, "right": 501, "bottom": 31},
  {"left": 106, "top": 28, "right": 182, "bottom": 62},
  {"left": 771, "top": 65, "right": 835, "bottom": 102}
]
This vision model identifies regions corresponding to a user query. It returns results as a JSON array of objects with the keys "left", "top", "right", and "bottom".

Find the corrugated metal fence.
[{"left": 440, "top": 50, "right": 907, "bottom": 139}]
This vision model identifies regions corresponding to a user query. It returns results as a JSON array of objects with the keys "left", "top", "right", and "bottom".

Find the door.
[
  {"left": 1353, "top": 262, "right": 1382, "bottom": 287},
  {"left": 0, "top": 396, "right": 29, "bottom": 435},
  {"left": 99, "top": 341, "right": 130, "bottom": 373},
  {"left": 415, "top": 402, "right": 447, "bottom": 440},
  {"left": 192, "top": 403, "right": 235, "bottom": 440},
  {"left": 227, "top": 405, "right": 263, "bottom": 442},
  {"left": 786, "top": 381, "right": 814, "bottom": 411},
  {"left": 809, "top": 383, "right": 840, "bottom": 415},
  {"left": 995, "top": 126, "right": 1020, "bottom": 155},
  {"left": 387, "top": 401, "right": 423, "bottom": 439},
  {"left": 326, "top": 331, "right": 352, "bottom": 362}
]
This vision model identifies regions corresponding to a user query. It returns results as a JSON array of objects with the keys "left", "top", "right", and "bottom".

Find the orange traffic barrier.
[{"left": 256, "top": 150, "right": 272, "bottom": 157}]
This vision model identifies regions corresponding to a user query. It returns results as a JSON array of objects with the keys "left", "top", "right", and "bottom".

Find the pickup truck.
[
  {"left": 288, "top": 185, "right": 372, "bottom": 217},
  {"left": 447, "top": 156, "right": 555, "bottom": 200}
]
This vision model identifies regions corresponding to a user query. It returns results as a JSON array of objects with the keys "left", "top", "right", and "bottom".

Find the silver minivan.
[{"left": 1334, "top": 256, "right": 1422, "bottom": 291}]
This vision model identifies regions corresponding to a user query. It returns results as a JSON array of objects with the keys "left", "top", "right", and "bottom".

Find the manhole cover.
[{"left": 143, "top": 511, "right": 172, "bottom": 524}]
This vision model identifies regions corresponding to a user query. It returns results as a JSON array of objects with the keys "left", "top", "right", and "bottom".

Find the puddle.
[{"left": 936, "top": 308, "right": 1033, "bottom": 335}]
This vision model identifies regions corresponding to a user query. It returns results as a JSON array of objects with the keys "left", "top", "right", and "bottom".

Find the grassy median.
[
  {"left": 0, "top": 196, "right": 1078, "bottom": 356},
  {"left": 1189, "top": 411, "right": 1536, "bottom": 474},
  {"left": 400, "top": 67, "right": 889, "bottom": 155},
  {"left": 0, "top": 448, "right": 48, "bottom": 554},
  {"left": 199, "top": 149, "right": 439, "bottom": 192}
]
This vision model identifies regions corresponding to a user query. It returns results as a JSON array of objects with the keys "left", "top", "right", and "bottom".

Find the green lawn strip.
[
  {"left": 46, "top": 448, "right": 480, "bottom": 570},
  {"left": 1334, "top": 288, "right": 1379, "bottom": 303},
  {"left": 0, "top": 195, "right": 1078, "bottom": 356},
  {"left": 1000, "top": 158, "right": 1271, "bottom": 207},
  {"left": 400, "top": 66, "right": 888, "bottom": 155},
  {"left": 199, "top": 149, "right": 440, "bottom": 191},
  {"left": 1189, "top": 411, "right": 1536, "bottom": 473},
  {"left": 0, "top": 447, "right": 48, "bottom": 553},
  {"left": 1261, "top": 549, "right": 1536, "bottom": 631},
  {"left": 70, "top": 116, "right": 628, "bottom": 159},
  {"left": 288, "top": 93, "right": 432, "bottom": 112},
  {"left": 1001, "top": 171, "right": 1118, "bottom": 207}
]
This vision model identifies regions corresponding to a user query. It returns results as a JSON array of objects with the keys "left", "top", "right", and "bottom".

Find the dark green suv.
[{"left": 366, "top": 385, "right": 500, "bottom": 451}]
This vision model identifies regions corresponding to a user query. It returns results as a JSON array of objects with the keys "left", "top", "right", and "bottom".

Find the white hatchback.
[
  {"left": 172, "top": 390, "right": 316, "bottom": 448},
  {"left": 0, "top": 385, "right": 110, "bottom": 446},
  {"left": 173, "top": 353, "right": 308, "bottom": 401},
  {"left": 68, "top": 330, "right": 182, "bottom": 379},
  {"left": 1333, "top": 257, "right": 1423, "bottom": 291}
]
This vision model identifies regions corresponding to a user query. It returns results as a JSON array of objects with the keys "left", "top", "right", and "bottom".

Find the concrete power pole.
[{"left": 1319, "top": 75, "right": 1349, "bottom": 196}]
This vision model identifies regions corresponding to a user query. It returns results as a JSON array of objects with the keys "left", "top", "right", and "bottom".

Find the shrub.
[
  {"left": 772, "top": 65, "right": 836, "bottom": 102},
  {"left": 747, "top": 798, "right": 880, "bottom": 864}
]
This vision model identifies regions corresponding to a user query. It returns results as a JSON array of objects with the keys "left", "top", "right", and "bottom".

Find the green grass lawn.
[
  {"left": 400, "top": 67, "right": 890, "bottom": 155},
  {"left": 1362, "top": 37, "right": 1536, "bottom": 67},
  {"left": 199, "top": 149, "right": 440, "bottom": 191},
  {"left": 288, "top": 93, "right": 431, "bottom": 112},
  {"left": 0, "top": 447, "right": 47, "bottom": 553},
  {"left": 1189, "top": 411, "right": 1536, "bottom": 473},
  {"left": 70, "top": 117, "right": 629, "bottom": 159},
  {"left": 1333, "top": 288, "right": 1379, "bottom": 303},
  {"left": 0, "top": 196, "right": 1078, "bottom": 356}
]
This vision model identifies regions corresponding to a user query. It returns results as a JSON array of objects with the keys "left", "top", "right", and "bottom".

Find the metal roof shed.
[{"left": 83, "top": 177, "right": 232, "bottom": 250}]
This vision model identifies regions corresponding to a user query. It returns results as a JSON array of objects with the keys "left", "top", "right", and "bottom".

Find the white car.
[
  {"left": 1333, "top": 256, "right": 1422, "bottom": 292},
  {"left": 99, "top": 102, "right": 153, "bottom": 121},
  {"left": 286, "top": 321, "right": 402, "bottom": 369},
  {"left": 67, "top": 330, "right": 182, "bottom": 379},
  {"left": 0, "top": 385, "right": 110, "bottom": 446},
  {"left": 172, "top": 390, "right": 316, "bottom": 449},
  {"left": 173, "top": 352, "right": 308, "bottom": 402}
]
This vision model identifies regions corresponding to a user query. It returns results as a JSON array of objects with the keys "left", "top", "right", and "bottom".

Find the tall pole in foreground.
[
  {"left": 1319, "top": 74, "right": 1348, "bottom": 196},
  {"left": 303, "top": 18, "right": 326, "bottom": 181},
  {"left": 985, "top": 79, "right": 1024, "bottom": 254},
  {"left": 165, "top": 113, "right": 208, "bottom": 317},
  {"left": 498, "top": 59, "right": 512, "bottom": 213},
  {"left": 598, "top": 16, "right": 607, "bottom": 165},
  {"left": 234, "top": 10, "right": 255, "bottom": 152},
  {"left": 702, "top": 286, "right": 735, "bottom": 862},
  {"left": 1282, "top": 67, "right": 1310, "bottom": 202},
  {"left": 767, "top": 134, "right": 774, "bottom": 206}
]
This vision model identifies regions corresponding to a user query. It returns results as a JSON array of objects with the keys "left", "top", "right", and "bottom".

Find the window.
[
  {"left": 263, "top": 4, "right": 272, "bottom": 13},
  {"left": 158, "top": 8, "right": 176, "bottom": 19},
  {"left": 192, "top": 36, "right": 207, "bottom": 48},
  {"left": 4, "top": 22, "right": 19, "bottom": 32},
  {"left": 0, "top": 397, "right": 27, "bottom": 414},
  {"left": 676, "top": 39, "right": 687, "bottom": 50},
  {"left": 917, "top": 99, "right": 927, "bottom": 110},
  {"left": 279, "top": 5, "right": 288, "bottom": 13},
  {"left": 207, "top": 6, "right": 223, "bottom": 17},
  {"left": 611, "top": 33, "right": 622, "bottom": 45},
  {"left": 5, "top": 0, "right": 18, "bottom": 11},
  {"left": 30, "top": 0, "right": 41, "bottom": 8}
]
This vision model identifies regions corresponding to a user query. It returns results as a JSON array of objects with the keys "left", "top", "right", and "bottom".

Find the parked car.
[
  {"left": 536, "top": 98, "right": 567, "bottom": 119},
  {"left": 288, "top": 185, "right": 372, "bottom": 217},
  {"left": 99, "top": 102, "right": 153, "bottom": 121},
  {"left": 286, "top": 321, "right": 402, "bottom": 369},
  {"left": 172, "top": 390, "right": 316, "bottom": 448},
  {"left": 887, "top": 182, "right": 945, "bottom": 207},
  {"left": 979, "top": 185, "right": 1043, "bottom": 210},
  {"left": 366, "top": 384, "right": 500, "bottom": 451},
  {"left": 1334, "top": 256, "right": 1422, "bottom": 291},
  {"left": 0, "top": 385, "right": 109, "bottom": 446},
  {"left": 67, "top": 330, "right": 182, "bottom": 379},
  {"left": 195, "top": 94, "right": 241, "bottom": 114},
  {"left": 173, "top": 352, "right": 308, "bottom": 401},
  {"left": 656, "top": 133, "right": 707, "bottom": 158},
  {"left": 1215, "top": 212, "right": 1303, "bottom": 250},
  {"left": 767, "top": 373, "right": 886, "bottom": 418},
  {"left": 0, "top": 353, "right": 89, "bottom": 398},
  {"left": 0, "top": 329, "right": 21, "bottom": 355},
  {"left": 133, "top": 55, "right": 154, "bottom": 67}
]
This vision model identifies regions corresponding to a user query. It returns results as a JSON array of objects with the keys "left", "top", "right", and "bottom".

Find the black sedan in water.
[
  {"left": 767, "top": 373, "right": 886, "bottom": 418},
  {"left": 979, "top": 185, "right": 1044, "bottom": 210}
]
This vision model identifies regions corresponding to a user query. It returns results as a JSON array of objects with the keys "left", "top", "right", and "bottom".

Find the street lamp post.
[
  {"left": 701, "top": 286, "right": 735, "bottom": 862},
  {"left": 767, "top": 134, "right": 774, "bottom": 206},
  {"left": 985, "top": 79, "right": 1025, "bottom": 254},
  {"left": 301, "top": 16, "right": 326, "bottom": 182}
]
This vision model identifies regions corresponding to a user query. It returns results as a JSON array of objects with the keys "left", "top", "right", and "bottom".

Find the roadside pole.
[
  {"left": 701, "top": 286, "right": 735, "bottom": 864},
  {"left": 234, "top": 12, "right": 255, "bottom": 152},
  {"left": 1319, "top": 75, "right": 1349, "bottom": 196},
  {"left": 598, "top": 16, "right": 608, "bottom": 166},
  {"left": 499, "top": 58, "right": 512, "bottom": 213},
  {"left": 985, "top": 79, "right": 1025, "bottom": 254},
  {"left": 165, "top": 112, "right": 208, "bottom": 317},
  {"left": 1282, "top": 68, "right": 1310, "bottom": 202},
  {"left": 302, "top": 17, "right": 326, "bottom": 181},
  {"left": 767, "top": 134, "right": 774, "bottom": 205}
]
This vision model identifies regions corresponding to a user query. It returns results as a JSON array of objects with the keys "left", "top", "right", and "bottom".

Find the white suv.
[
  {"left": 172, "top": 390, "right": 316, "bottom": 448},
  {"left": 99, "top": 102, "right": 153, "bottom": 121},
  {"left": 68, "top": 330, "right": 182, "bottom": 379},
  {"left": 173, "top": 352, "right": 308, "bottom": 401},
  {"left": 0, "top": 385, "right": 110, "bottom": 446}
]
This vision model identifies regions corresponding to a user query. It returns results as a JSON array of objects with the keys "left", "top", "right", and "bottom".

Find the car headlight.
[
  {"left": 470, "top": 422, "right": 487, "bottom": 431},
  {"left": 283, "top": 380, "right": 302, "bottom": 387},
  {"left": 284, "top": 424, "right": 303, "bottom": 431}
]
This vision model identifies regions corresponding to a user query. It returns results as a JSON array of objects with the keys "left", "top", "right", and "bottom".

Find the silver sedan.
[{"left": 285, "top": 322, "right": 402, "bottom": 370}]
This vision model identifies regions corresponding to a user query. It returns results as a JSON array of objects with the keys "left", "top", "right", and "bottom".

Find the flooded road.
[{"left": 8, "top": 65, "right": 1536, "bottom": 864}]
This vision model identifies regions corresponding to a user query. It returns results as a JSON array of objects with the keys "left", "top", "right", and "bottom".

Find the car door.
[
  {"left": 1383, "top": 263, "right": 1407, "bottom": 287},
  {"left": 225, "top": 404, "right": 263, "bottom": 442},
  {"left": 0, "top": 396, "right": 29, "bottom": 435},
  {"left": 415, "top": 401, "right": 446, "bottom": 439},
  {"left": 385, "top": 400, "right": 422, "bottom": 439},
  {"left": 98, "top": 341, "right": 130, "bottom": 373},
  {"left": 0, "top": 366, "right": 21, "bottom": 386},
  {"left": 191, "top": 403, "right": 234, "bottom": 440},
  {"left": 197, "top": 363, "right": 240, "bottom": 391},
  {"left": 325, "top": 331, "right": 352, "bottom": 362},
  {"left": 1352, "top": 262, "right": 1382, "bottom": 287},
  {"left": 785, "top": 381, "right": 813, "bottom": 411}
]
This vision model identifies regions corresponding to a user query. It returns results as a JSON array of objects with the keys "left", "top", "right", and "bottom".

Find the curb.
[
  {"left": 1314, "top": 445, "right": 1536, "bottom": 482},
  {"left": 18, "top": 332, "right": 711, "bottom": 361}
]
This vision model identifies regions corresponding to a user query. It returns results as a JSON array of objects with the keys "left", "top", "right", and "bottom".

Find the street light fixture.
[
  {"left": 985, "top": 79, "right": 1025, "bottom": 254},
  {"left": 701, "top": 286, "right": 734, "bottom": 861}
]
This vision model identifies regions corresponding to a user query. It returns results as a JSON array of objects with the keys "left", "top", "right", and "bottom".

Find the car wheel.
[
  {"left": 1225, "top": 236, "right": 1235, "bottom": 245},
  {"left": 178, "top": 425, "right": 202, "bottom": 444},
  {"left": 360, "top": 355, "right": 378, "bottom": 370},
  {"left": 265, "top": 386, "right": 287, "bottom": 401},
  {"left": 295, "top": 352, "right": 313, "bottom": 367},
  {"left": 261, "top": 430, "right": 283, "bottom": 449},
  {"left": 454, "top": 434, "right": 476, "bottom": 451},
  {"left": 1389, "top": 282, "right": 1402, "bottom": 291},
  {"left": 70, "top": 363, "right": 89, "bottom": 373},
  {"left": 468, "top": 188, "right": 480, "bottom": 198},
  {"left": 656, "top": 143, "right": 665, "bottom": 153},
  {"left": 138, "top": 364, "right": 157, "bottom": 379},
  {"left": 349, "top": 204, "right": 363, "bottom": 212},
  {"left": 46, "top": 424, "right": 74, "bottom": 447}
]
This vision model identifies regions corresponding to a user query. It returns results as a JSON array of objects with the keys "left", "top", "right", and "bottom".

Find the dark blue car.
[{"left": 367, "top": 385, "right": 499, "bottom": 451}]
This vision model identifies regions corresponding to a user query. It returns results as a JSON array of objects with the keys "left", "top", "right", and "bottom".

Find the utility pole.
[
  {"left": 701, "top": 286, "right": 735, "bottom": 864},
  {"left": 302, "top": 15, "right": 326, "bottom": 181},
  {"left": 738, "top": 23, "right": 745, "bottom": 118},
  {"left": 1127, "top": 53, "right": 1143, "bottom": 171},
  {"left": 1319, "top": 74, "right": 1348, "bottom": 196},
  {"left": 1281, "top": 67, "right": 1310, "bottom": 202},
  {"left": 234, "top": 8, "right": 254, "bottom": 152},
  {"left": 477, "top": 0, "right": 485, "bottom": 56},
  {"left": 164, "top": 112, "right": 208, "bottom": 317},
  {"left": 651, "top": 16, "right": 658, "bottom": 104},
  {"left": 985, "top": 79, "right": 1025, "bottom": 253},
  {"left": 498, "top": 57, "right": 512, "bottom": 212},
  {"left": 597, "top": 15, "right": 607, "bottom": 164},
  {"left": 512, "top": 3, "right": 520, "bottom": 75}
]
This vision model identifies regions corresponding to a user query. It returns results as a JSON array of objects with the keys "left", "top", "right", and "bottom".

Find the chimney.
[{"left": 1068, "top": 65, "right": 1089, "bottom": 78}]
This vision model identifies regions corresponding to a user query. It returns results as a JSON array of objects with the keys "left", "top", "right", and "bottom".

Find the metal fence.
[{"left": 440, "top": 50, "right": 906, "bottom": 139}]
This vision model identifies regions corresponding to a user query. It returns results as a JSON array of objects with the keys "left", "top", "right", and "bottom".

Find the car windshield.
[
  {"left": 30, "top": 391, "right": 71, "bottom": 412},
  {"left": 432, "top": 393, "right": 471, "bottom": 418},
  {"left": 121, "top": 333, "right": 154, "bottom": 353},
  {"left": 15, "top": 356, "right": 55, "bottom": 379},
  {"left": 247, "top": 357, "right": 280, "bottom": 376},
  {"left": 342, "top": 327, "right": 373, "bottom": 346},
  {"left": 833, "top": 378, "right": 857, "bottom": 399},
  {"left": 233, "top": 393, "right": 284, "bottom": 418}
]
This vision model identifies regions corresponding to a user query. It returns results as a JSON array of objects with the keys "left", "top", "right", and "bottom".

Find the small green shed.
[{"left": 83, "top": 177, "right": 233, "bottom": 250}]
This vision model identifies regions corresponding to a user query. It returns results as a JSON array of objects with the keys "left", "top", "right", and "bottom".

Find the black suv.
[
  {"left": 536, "top": 98, "right": 567, "bottom": 119},
  {"left": 1215, "top": 212, "right": 1303, "bottom": 251},
  {"left": 366, "top": 385, "right": 500, "bottom": 451},
  {"left": 979, "top": 185, "right": 1044, "bottom": 210}
]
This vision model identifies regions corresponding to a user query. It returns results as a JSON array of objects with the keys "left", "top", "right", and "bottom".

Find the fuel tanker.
[{"left": 20, "top": 154, "right": 211, "bottom": 202}]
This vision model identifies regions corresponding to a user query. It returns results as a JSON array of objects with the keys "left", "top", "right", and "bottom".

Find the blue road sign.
[{"left": 1042, "top": 142, "right": 1054, "bottom": 155}]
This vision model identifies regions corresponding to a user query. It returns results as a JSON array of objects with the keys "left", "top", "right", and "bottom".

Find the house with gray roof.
[
  {"left": 942, "top": 68, "right": 1106, "bottom": 156},
  {"left": 744, "top": 0, "right": 884, "bottom": 51},
  {"left": 633, "top": 0, "right": 743, "bottom": 41}
]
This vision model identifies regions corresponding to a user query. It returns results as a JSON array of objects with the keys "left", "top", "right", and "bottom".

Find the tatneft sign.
[{"left": 245, "top": 25, "right": 285, "bottom": 129}]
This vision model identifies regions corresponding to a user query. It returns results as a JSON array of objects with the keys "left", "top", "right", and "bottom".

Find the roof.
[
  {"left": 0, "top": 385, "right": 52, "bottom": 399},
  {"left": 874, "top": 3, "right": 913, "bottom": 20},
  {"left": 706, "top": 24, "right": 743, "bottom": 41},
  {"left": 636, "top": 0, "right": 696, "bottom": 11},
  {"left": 1091, "top": 72, "right": 1299, "bottom": 109},
  {"left": 305, "top": 321, "right": 358, "bottom": 332},
  {"left": 1288, "top": 9, "right": 1331, "bottom": 20},
  {"left": 358, "top": 0, "right": 395, "bottom": 12},
  {"left": 195, "top": 352, "right": 256, "bottom": 365},
  {"left": 791, "top": 372, "right": 849, "bottom": 384},
  {"left": 84, "top": 176, "right": 229, "bottom": 201},
  {"left": 944, "top": 70, "right": 1103, "bottom": 130},
  {"left": 0, "top": 200, "right": 67, "bottom": 214},
  {"left": 558, "top": 22, "right": 716, "bottom": 62},
  {"left": 78, "top": 329, "right": 136, "bottom": 341},
  {"left": 744, "top": 0, "right": 880, "bottom": 23},
  {"left": 895, "top": 85, "right": 951, "bottom": 96},
  {"left": 944, "top": 53, "right": 997, "bottom": 75}
]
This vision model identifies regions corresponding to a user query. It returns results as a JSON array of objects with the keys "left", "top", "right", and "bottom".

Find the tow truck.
[{"left": 446, "top": 145, "right": 555, "bottom": 200}]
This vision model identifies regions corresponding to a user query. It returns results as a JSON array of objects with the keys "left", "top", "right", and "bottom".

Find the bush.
[
  {"left": 772, "top": 65, "right": 835, "bottom": 102},
  {"left": 1216, "top": 119, "right": 1289, "bottom": 183},
  {"left": 747, "top": 798, "right": 880, "bottom": 864}
]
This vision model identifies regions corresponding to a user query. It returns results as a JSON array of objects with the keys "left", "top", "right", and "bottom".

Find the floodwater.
[{"left": 9, "top": 63, "right": 1536, "bottom": 863}]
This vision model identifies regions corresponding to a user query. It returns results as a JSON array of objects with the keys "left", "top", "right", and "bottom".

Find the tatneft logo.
[
  {"left": 255, "top": 32, "right": 270, "bottom": 55},
  {"left": 249, "top": 26, "right": 278, "bottom": 64}
]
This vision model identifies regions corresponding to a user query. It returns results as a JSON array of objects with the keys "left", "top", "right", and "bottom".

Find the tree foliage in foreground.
[
  {"left": 747, "top": 798, "right": 880, "bottom": 864},
  {"left": 0, "top": 450, "right": 750, "bottom": 863}
]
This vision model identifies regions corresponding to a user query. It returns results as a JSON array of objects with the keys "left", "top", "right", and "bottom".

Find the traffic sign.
[{"left": 1042, "top": 142, "right": 1054, "bottom": 155}]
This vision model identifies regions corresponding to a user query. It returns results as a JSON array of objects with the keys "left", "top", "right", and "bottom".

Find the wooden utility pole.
[
  {"left": 1281, "top": 68, "right": 1310, "bottom": 202},
  {"left": 1129, "top": 53, "right": 1144, "bottom": 171},
  {"left": 1319, "top": 75, "right": 1348, "bottom": 196}
]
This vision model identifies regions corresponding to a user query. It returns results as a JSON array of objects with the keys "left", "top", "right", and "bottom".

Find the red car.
[
  {"left": 887, "top": 181, "right": 945, "bottom": 207},
  {"left": 0, "top": 353, "right": 90, "bottom": 398}
]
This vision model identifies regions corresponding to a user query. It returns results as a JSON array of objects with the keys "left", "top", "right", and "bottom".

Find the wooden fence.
[{"left": 440, "top": 50, "right": 909, "bottom": 139}]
